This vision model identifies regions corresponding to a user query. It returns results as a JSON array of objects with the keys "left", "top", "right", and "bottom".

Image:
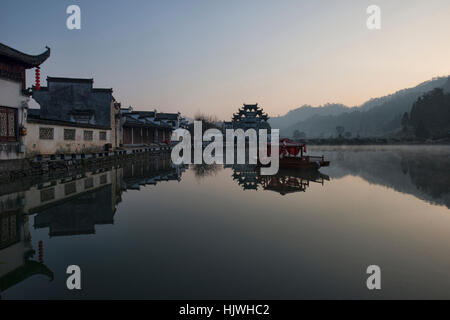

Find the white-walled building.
[
  {"left": 119, "top": 107, "right": 187, "bottom": 146},
  {"left": 28, "top": 77, "right": 121, "bottom": 156},
  {"left": 0, "top": 43, "right": 50, "bottom": 161}
]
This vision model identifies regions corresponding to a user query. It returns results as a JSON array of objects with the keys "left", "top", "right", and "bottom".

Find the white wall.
[
  {"left": 21, "top": 171, "right": 113, "bottom": 213},
  {"left": 0, "top": 79, "right": 23, "bottom": 108},
  {"left": 25, "top": 122, "right": 112, "bottom": 156}
]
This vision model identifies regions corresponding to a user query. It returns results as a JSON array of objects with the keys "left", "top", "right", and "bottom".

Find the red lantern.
[{"left": 35, "top": 67, "right": 41, "bottom": 90}]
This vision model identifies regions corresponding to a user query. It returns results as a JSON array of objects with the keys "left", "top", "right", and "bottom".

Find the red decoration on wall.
[{"left": 35, "top": 67, "right": 41, "bottom": 90}]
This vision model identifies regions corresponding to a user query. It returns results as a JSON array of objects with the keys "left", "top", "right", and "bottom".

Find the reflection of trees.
[
  {"left": 192, "top": 164, "right": 222, "bottom": 181},
  {"left": 318, "top": 146, "right": 450, "bottom": 208},
  {"left": 403, "top": 153, "right": 450, "bottom": 201}
]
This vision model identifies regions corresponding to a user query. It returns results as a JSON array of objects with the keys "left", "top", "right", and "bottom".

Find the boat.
[{"left": 267, "top": 139, "right": 330, "bottom": 170}]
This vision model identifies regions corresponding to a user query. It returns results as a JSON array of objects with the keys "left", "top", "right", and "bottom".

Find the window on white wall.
[
  {"left": 0, "top": 107, "right": 17, "bottom": 142},
  {"left": 64, "top": 129, "right": 76, "bottom": 140},
  {"left": 39, "top": 127, "right": 54, "bottom": 140},
  {"left": 84, "top": 130, "right": 93, "bottom": 141}
]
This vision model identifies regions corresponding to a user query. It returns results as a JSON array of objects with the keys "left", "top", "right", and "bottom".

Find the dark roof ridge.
[
  {"left": 47, "top": 77, "right": 93, "bottom": 83},
  {"left": 0, "top": 42, "right": 50, "bottom": 68}
]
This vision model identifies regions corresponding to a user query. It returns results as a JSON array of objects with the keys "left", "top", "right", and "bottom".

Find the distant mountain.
[
  {"left": 358, "top": 77, "right": 450, "bottom": 112},
  {"left": 272, "top": 76, "right": 450, "bottom": 138},
  {"left": 443, "top": 77, "right": 450, "bottom": 93},
  {"left": 269, "top": 104, "right": 350, "bottom": 130}
]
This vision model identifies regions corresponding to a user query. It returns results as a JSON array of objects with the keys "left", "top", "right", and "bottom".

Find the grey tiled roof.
[
  {"left": 0, "top": 42, "right": 50, "bottom": 68},
  {"left": 155, "top": 113, "right": 179, "bottom": 120},
  {"left": 32, "top": 77, "right": 114, "bottom": 128}
]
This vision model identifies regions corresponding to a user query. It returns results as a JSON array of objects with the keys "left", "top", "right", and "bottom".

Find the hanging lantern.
[{"left": 35, "top": 67, "right": 40, "bottom": 90}]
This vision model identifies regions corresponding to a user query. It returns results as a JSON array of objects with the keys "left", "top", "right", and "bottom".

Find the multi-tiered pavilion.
[{"left": 230, "top": 104, "right": 271, "bottom": 131}]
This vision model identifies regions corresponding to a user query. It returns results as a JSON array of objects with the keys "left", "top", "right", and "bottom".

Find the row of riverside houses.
[
  {"left": 0, "top": 42, "right": 187, "bottom": 164},
  {"left": 120, "top": 106, "right": 188, "bottom": 146}
]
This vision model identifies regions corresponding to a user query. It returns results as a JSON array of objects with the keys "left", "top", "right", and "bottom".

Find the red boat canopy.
[{"left": 268, "top": 139, "right": 307, "bottom": 157}]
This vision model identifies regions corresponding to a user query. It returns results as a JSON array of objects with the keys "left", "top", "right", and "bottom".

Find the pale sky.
[{"left": 1, "top": 0, "right": 450, "bottom": 119}]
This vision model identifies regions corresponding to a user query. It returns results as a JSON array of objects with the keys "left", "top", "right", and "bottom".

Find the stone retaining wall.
[{"left": 0, "top": 147, "right": 172, "bottom": 184}]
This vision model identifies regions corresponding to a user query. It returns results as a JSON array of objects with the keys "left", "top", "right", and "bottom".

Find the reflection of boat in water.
[
  {"left": 232, "top": 164, "right": 329, "bottom": 194},
  {"left": 267, "top": 139, "right": 330, "bottom": 169},
  {"left": 259, "top": 169, "right": 330, "bottom": 195}
]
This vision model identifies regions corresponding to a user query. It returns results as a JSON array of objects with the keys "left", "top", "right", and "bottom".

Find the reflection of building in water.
[
  {"left": 0, "top": 202, "right": 53, "bottom": 294},
  {"left": 121, "top": 155, "right": 187, "bottom": 190},
  {"left": 0, "top": 156, "right": 186, "bottom": 238},
  {"left": 231, "top": 164, "right": 260, "bottom": 190},
  {"left": 30, "top": 159, "right": 187, "bottom": 236},
  {"left": 230, "top": 165, "right": 329, "bottom": 195},
  {"left": 0, "top": 155, "right": 185, "bottom": 293},
  {"left": 24, "top": 169, "right": 122, "bottom": 237},
  {"left": 33, "top": 183, "right": 118, "bottom": 237}
]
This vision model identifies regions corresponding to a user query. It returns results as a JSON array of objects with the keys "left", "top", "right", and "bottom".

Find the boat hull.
[{"left": 279, "top": 157, "right": 330, "bottom": 169}]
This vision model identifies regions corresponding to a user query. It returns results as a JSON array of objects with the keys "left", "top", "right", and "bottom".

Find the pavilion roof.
[{"left": 0, "top": 42, "right": 50, "bottom": 68}]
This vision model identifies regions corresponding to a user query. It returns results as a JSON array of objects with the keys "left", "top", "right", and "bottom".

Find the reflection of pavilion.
[
  {"left": 231, "top": 165, "right": 329, "bottom": 195},
  {"left": 231, "top": 164, "right": 260, "bottom": 190}
]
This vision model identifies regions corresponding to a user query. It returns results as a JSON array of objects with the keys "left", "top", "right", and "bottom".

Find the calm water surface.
[{"left": 1, "top": 146, "right": 450, "bottom": 299}]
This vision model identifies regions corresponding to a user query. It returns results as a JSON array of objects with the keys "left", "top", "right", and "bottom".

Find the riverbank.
[
  {"left": 0, "top": 146, "right": 171, "bottom": 184},
  {"left": 296, "top": 137, "right": 450, "bottom": 145}
]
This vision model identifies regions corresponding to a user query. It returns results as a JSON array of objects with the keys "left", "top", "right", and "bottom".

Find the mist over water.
[{"left": 314, "top": 145, "right": 450, "bottom": 209}]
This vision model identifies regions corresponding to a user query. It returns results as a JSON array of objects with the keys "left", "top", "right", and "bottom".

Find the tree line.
[{"left": 401, "top": 88, "right": 450, "bottom": 140}]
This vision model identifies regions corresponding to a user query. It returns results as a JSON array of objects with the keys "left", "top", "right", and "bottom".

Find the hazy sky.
[{"left": 1, "top": 0, "right": 450, "bottom": 119}]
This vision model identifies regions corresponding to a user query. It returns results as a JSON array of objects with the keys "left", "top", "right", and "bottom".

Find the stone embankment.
[{"left": 0, "top": 146, "right": 171, "bottom": 183}]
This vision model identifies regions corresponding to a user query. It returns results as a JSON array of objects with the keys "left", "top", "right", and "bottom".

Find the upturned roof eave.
[{"left": 0, "top": 43, "right": 50, "bottom": 68}]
